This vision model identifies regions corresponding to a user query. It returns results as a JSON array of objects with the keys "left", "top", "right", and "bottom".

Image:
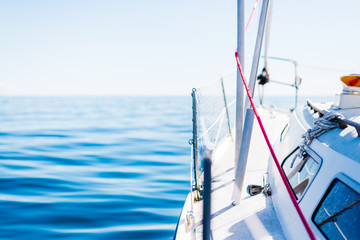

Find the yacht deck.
[{"left": 175, "top": 107, "right": 290, "bottom": 239}]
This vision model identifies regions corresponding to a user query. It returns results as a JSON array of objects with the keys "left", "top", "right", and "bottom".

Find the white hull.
[{"left": 176, "top": 96, "right": 360, "bottom": 239}]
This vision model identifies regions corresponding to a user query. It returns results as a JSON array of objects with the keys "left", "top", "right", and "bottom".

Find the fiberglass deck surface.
[{"left": 175, "top": 107, "right": 290, "bottom": 240}]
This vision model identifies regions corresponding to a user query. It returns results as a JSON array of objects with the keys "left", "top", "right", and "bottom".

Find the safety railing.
[
  {"left": 189, "top": 72, "right": 236, "bottom": 199},
  {"left": 259, "top": 56, "right": 302, "bottom": 109}
]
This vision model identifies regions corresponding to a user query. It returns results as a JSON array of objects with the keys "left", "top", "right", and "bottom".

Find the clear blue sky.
[{"left": 0, "top": 0, "right": 359, "bottom": 96}]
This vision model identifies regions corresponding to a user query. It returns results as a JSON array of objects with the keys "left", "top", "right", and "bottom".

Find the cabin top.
[{"left": 299, "top": 102, "right": 360, "bottom": 162}]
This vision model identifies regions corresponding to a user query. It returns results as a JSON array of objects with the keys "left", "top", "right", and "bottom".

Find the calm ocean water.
[
  {"left": 0, "top": 95, "right": 333, "bottom": 240},
  {"left": 0, "top": 96, "right": 191, "bottom": 240}
]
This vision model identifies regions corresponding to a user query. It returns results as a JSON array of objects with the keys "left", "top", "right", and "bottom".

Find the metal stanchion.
[{"left": 203, "top": 156, "right": 211, "bottom": 240}]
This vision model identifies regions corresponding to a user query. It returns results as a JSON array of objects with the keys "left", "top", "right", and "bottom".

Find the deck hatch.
[{"left": 312, "top": 179, "right": 360, "bottom": 240}]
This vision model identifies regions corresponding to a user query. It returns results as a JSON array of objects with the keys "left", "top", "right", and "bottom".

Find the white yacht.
[{"left": 174, "top": 0, "right": 360, "bottom": 239}]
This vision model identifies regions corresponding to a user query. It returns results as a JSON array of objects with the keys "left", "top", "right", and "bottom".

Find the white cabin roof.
[{"left": 296, "top": 103, "right": 360, "bottom": 162}]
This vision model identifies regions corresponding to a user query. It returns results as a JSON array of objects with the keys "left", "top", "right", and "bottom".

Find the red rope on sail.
[
  {"left": 235, "top": 50, "right": 316, "bottom": 240},
  {"left": 245, "top": 0, "right": 259, "bottom": 31}
]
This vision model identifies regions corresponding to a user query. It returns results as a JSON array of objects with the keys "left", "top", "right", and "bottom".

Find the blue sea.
[
  {"left": 0, "top": 95, "right": 333, "bottom": 240},
  {"left": 0, "top": 96, "right": 191, "bottom": 240}
]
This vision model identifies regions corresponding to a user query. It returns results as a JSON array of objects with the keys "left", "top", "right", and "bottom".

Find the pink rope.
[
  {"left": 245, "top": 0, "right": 259, "bottom": 31},
  {"left": 235, "top": 50, "right": 316, "bottom": 240}
]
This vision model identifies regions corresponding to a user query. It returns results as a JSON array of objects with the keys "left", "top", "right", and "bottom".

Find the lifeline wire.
[{"left": 235, "top": 50, "right": 316, "bottom": 240}]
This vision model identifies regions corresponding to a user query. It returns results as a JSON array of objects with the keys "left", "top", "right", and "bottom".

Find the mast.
[
  {"left": 264, "top": 0, "right": 273, "bottom": 70},
  {"left": 234, "top": 0, "right": 245, "bottom": 191},
  {"left": 232, "top": 0, "right": 271, "bottom": 205}
]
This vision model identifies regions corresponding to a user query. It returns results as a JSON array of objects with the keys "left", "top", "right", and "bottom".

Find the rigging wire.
[
  {"left": 245, "top": 0, "right": 259, "bottom": 31},
  {"left": 257, "top": 55, "right": 358, "bottom": 73}
]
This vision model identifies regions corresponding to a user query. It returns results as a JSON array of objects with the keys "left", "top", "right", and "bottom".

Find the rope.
[
  {"left": 235, "top": 50, "right": 316, "bottom": 240},
  {"left": 245, "top": 0, "right": 259, "bottom": 31},
  {"left": 303, "top": 111, "right": 344, "bottom": 145},
  {"left": 291, "top": 111, "right": 344, "bottom": 168}
]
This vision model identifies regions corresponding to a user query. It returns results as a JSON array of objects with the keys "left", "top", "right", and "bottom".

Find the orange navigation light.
[{"left": 341, "top": 75, "right": 360, "bottom": 87}]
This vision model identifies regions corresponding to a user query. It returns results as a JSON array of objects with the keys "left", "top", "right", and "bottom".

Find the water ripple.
[{"left": 0, "top": 96, "right": 191, "bottom": 240}]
